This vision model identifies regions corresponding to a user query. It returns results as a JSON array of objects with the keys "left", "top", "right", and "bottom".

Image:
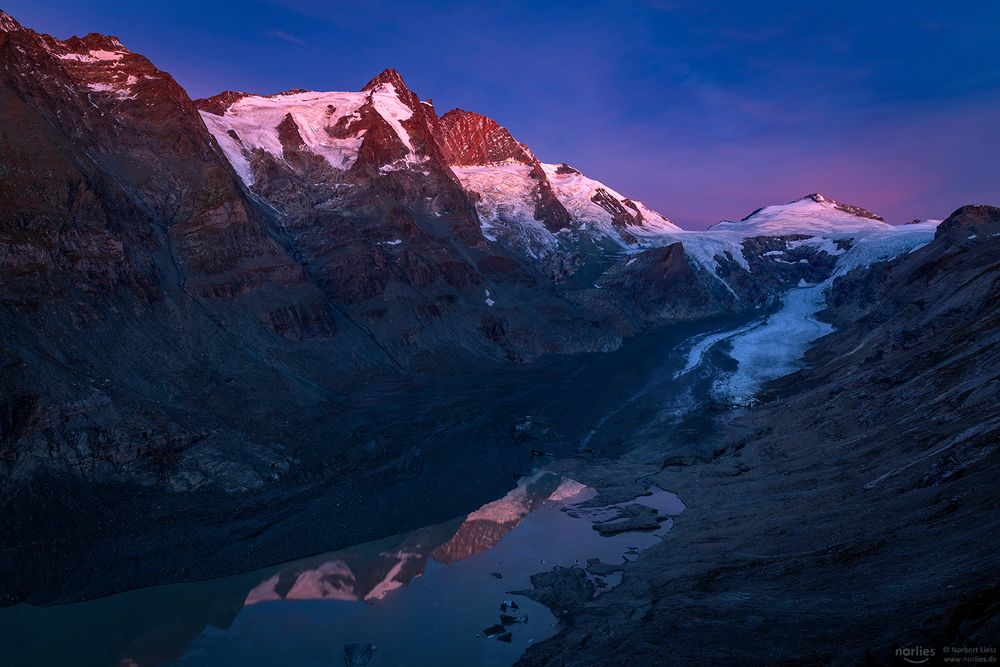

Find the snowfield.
[
  {"left": 199, "top": 83, "right": 426, "bottom": 186},
  {"left": 540, "top": 163, "right": 681, "bottom": 238},
  {"left": 709, "top": 194, "right": 894, "bottom": 235},
  {"left": 451, "top": 162, "right": 558, "bottom": 257}
]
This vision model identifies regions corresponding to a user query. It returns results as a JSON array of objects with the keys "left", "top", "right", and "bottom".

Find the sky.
[{"left": 8, "top": 0, "right": 1000, "bottom": 228}]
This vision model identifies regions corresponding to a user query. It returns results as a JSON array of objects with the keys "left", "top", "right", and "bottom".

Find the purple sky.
[{"left": 8, "top": 0, "right": 999, "bottom": 228}]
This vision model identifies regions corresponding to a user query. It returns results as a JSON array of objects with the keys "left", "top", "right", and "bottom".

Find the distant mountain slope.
[{"left": 710, "top": 193, "right": 893, "bottom": 235}]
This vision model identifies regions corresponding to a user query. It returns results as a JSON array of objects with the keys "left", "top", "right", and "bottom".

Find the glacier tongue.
[
  {"left": 706, "top": 220, "right": 940, "bottom": 405},
  {"left": 712, "top": 284, "right": 833, "bottom": 406}
]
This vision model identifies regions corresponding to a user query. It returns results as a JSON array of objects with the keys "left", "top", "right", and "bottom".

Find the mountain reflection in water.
[
  {"left": 242, "top": 472, "right": 586, "bottom": 606},
  {"left": 3, "top": 472, "right": 594, "bottom": 667}
]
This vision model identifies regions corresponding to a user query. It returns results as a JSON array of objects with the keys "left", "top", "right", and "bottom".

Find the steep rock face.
[
  {"left": 195, "top": 70, "right": 621, "bottom": 363},
  {"left": 439, "top": 109, "right": 571, "bottom": 234},
  {"left": 595, "top": 244, "right": 740, "bottom": 321},
  {"left": 933, "top": 203, "right": 1000, "bottom": 243},
  {"left": 436, "top": 110, "right": 678, "bottom": 269},
  {"left": 437, "top": 108, "right": 534, "bottom": 166},
  {"left": 0, "top": 13, "right": 376, "bottom": 497},
  {"left": 0, "top": 17, "right": 305, "bottom": 300}
]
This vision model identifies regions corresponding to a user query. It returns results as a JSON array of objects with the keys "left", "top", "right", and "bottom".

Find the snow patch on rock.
[
  {"left": 57, "top": 49, "right": 125, "bottom": 63},
  {"left": 541, "top": 163, "right": 681, "bottom": 240},
  {"left": 451, "top": 162, "right": 558, "bottom": 257},
  {"left": 199, "top": 85, "right": 428, "bottom": 185}
]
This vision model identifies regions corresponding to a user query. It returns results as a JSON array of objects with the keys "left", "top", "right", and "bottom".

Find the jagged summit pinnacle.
[
  {"left": 0, "top": 9, "right": 23, "bottom": 32},
  {"left": 362, "top": 67, "right": 409, "bottom": 93},
  {"left": 797, "top": 193, "right": 884, "bottom": 222},
  {"left": 438, "top": 108, "right": 534, "bottom": 166},
  {"left": 64, "top": 32, "right": 128, "bottom": 53}
]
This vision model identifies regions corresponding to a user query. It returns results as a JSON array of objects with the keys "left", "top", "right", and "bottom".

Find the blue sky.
[{"left": 8, "top": 0, "right": 999, "bottom": 228}]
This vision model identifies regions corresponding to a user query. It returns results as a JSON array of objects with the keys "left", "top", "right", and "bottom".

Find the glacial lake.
[{"left": 2, "top": 472, "right": 683, "bottom": 667}]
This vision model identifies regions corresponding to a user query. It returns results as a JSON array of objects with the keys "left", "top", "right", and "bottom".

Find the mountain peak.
[
  {"left": 193, "top": 90, "right": 252, "bottom": 116},
  {"left": 794, "top": 193, "right": 884, "bottom": 222},
  {"left": 362, "top": 67, "right": 409, "bottom": 93},
  {"left": 0, "top": 9, "right": 23, "bottom": 32},
  {"left": 438, "top": 108, "right": 533, "bottom": 166},
  {"left": 63, "top": 32, "right": 128, "bottom": 53},
  {"left": 711, "top": 193, "right": 891, "bottom": 234}
]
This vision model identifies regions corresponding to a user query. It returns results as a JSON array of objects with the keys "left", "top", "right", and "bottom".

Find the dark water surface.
[{"left": 2, "top": 473, "right": 683, "bottom": 667}]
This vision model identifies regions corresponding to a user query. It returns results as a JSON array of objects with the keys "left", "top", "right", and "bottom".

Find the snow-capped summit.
[
  {"left": 711, "top": 193, "right": 893, "bottom": 236},
  {"left": 438, "top": 110, "right": 679, "bottom": 256},
  {"left": 0, "top": 10, "right": 22, "bottom": 32},
  {"left": 195, "top": 70, "right": 438, "bottom": 184}
]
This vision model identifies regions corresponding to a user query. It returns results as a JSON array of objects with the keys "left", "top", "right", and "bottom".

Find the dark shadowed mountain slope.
[
  {"left": 518, "top": 205, "right": 1000, "bottom": 665},
  {"left": 0, "top": 11, "right": 372, "bottom": 496}
]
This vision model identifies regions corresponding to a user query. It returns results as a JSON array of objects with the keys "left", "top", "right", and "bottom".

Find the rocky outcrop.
[
  {"left": 439, "top": 108, "right": 572, "bottom": 233},
  {"left": 592, "top": 234, "right": 838, "bottom": 326},
  {"left": 437, "top": 108, "right": 534, "bottom": 166}
]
